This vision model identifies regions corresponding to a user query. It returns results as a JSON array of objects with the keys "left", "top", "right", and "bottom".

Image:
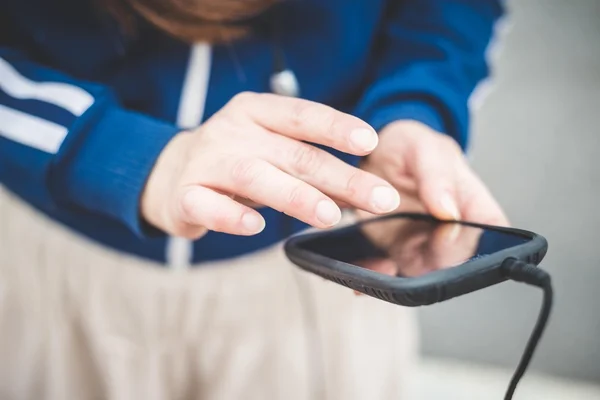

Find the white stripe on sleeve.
[
  {"left": 0, "top": 104, "right": 67, "bottom": 154},
  {"left": 0, "top": 57, "right": 94, "bottom": 117}
]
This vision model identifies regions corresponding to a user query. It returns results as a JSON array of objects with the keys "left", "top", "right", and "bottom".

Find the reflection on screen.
[{"left": 299, "top": 217, "right": 530, "bottom": 278}]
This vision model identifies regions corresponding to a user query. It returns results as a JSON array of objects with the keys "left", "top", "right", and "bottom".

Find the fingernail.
[
  {"left": 242, "top": 213, "right": 266, "bottom": 234},
  {"left": 315, "top": 200, "right": 342, "bottom": 227},
  {"left": 349, "top": 128, "right": 379, "bottom": 152},
  {"left": 370, "top": 186, "right": 401, "bottom": 213},
  {"left": 440, "top": 192, "right": 460, "bottom": 220}
]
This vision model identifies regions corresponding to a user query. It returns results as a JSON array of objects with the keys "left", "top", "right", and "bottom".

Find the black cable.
[{"left": 501, "top": 258, "right": 554, "bottom": 400}]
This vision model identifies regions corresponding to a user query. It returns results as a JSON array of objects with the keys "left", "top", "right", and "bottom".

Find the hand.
[
  {"left": 358, "top": 120, "right": 508, "bottom": 226},
  {"left": 141, "top": 92, "right": 401, "bottom": 239}
]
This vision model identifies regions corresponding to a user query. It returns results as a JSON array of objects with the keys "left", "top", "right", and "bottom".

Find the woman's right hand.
[{"left": 141, "top": 92, "right": 401, "bottom": 239}]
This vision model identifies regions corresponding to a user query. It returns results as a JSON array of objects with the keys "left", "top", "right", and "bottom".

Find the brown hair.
[{"left": 102, "top": 0, "right": 278, "bottom": 43}]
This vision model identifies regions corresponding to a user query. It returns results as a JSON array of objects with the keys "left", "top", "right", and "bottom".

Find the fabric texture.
[{"left": 0, "top": 187, "right": 419, "bottom": 400}]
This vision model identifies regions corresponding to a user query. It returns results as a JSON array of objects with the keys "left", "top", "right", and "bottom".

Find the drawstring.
[
  {"left": 271, "top": 12, "right": 286, "bottom": 74},
  {"left": 269, "top": 11, "right": 300, "bottom": 98},
  {"left": 269, "top": 10, "right": 299, "bottom": 239}
]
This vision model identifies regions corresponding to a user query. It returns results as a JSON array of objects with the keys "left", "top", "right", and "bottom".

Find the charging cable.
[
  {"left": 291, "top": 256, "right": 554, "bottom": 400},
  {"left": 501, "top": 258, "right": 554, "bottom": 400}
]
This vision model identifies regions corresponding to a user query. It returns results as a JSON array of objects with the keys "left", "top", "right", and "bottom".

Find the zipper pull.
[{"left": 270, "top": 69, "right": 300, "bottom": 98}]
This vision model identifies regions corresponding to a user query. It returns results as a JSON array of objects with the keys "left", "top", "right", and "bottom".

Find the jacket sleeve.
[
  {"left": 354, "top": 0, "right": 505, "bottom": 149},
  {"left": 0, "top": 49, "right": 180, "bottom": 236}
]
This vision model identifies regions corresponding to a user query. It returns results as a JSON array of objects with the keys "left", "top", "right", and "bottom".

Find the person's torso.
[{"left": 2, "top": 0, "right": 391, "bottom": 264}]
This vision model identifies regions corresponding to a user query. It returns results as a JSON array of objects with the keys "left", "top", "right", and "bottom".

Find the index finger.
[
  {"left": 230, "top": 92, "right": 379, "bottom": 156},
  {"left": 456, "top": 170, "right": 510, "bottom": 227}
]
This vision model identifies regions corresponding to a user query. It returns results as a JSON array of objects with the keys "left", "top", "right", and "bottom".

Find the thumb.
[{"left": 178, "top": 186, "right": 266, "bottom": 236}]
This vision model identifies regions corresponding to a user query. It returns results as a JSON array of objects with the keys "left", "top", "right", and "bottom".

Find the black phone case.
[{"left": 284, "top": 213, "right": 548, "bottom": 307}]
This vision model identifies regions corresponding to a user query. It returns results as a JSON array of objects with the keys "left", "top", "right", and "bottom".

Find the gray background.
[{"left": 419, "top": 0, "right": 600, "bottom": 383}]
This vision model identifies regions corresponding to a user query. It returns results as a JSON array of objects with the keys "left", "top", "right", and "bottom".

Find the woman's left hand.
[{"left": 358, "top": 120, "right": 509, "bottom": 226}]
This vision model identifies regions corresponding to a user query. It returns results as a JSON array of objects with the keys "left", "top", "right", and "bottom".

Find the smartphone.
[{"left": 284, "top": 213, "right": 548, "bottom": 306}]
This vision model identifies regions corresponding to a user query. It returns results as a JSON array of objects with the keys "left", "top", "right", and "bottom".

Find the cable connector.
[
  {"left": 503, "top": 258, "right": 551, "bottom": 287},
  {"left": 501, "top": 258, "right": 554, "bottom": 400}
]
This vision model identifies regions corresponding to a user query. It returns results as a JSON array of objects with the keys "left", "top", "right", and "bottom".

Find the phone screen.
[{"left": 298, "top": 217, "right": 531, "bottom": 278}]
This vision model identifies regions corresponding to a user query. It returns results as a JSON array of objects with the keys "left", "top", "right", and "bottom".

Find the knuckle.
[
  {"left": 320, "top": 109, "right": 338, "bottom": 139},
  {"left": 290, "top": 145, "right": 322, "bottom": 177},
  {"left": 229, "top": 91, "right": 257, "bottom": 107},
  {"left": 200, "top": 117, "right": 227, "bottom": 138},
  {"left": 289, "top": 101, "right": 316, "bottom": 128},
  {"left": 230, "top": 158, "right": 263, "bottom": 188},
  {"left": 206, "top": 212, "right": 233, "bottom": 233},
  {"left": 289, "top": 101, "right": 338, "bottom": 136},
  {"left": 343, "top": 169, "right": 362, "bottom": 197},
  {"left": 285, "top": 183, "right": 308, "bottom": 209}
]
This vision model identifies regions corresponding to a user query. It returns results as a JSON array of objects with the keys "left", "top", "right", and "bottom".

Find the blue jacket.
[{"left": 0, "top": 0, "right": 503, "bottom": 265}]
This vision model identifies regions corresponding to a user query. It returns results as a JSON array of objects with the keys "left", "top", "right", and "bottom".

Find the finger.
[
  {"left": 409, "top": 136, "right": 508, "bottom": 226},
  {"left": 178, "top": 186, "right": 266, "bottom": 236},
  {"left": 205, "top": 158, "right": 342, "bottom": 229},
  {"left": 230, "top": 92, "right": 379, "bottom": 155},
  {"left": 456, "top": 171, "right": 509, "bottom": 226},
  {"left": 211, "top": 190, "right": 265, "bottom": 209},
  {"left": 419, "top": 178, "right": 461, "bottom": 221},
  {"left": 233, "top": 197, "right": 265, "bottom": 209},
  {"left": 265, "top": 136, "right": 400, "bottom": 215},
  {"left": 408, "top": 139, "right": 464, "bottom": 221},
  {"left": 335, "top": 200, "right": 353, "bottom": 209}
]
